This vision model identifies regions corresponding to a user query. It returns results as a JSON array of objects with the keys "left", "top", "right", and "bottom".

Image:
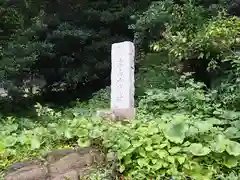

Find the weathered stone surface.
[
  {"left": 5, "top": 164, "right": 47, "bottom": 180},
  {"left": 111, "top": 41, "right": 135, "bottom": 120},
  {"left": 51, "top": 170, "right": 79, "bottom": 180},
  {"left": 49, "top": 149, "right": 104, "bottom": 174},
  {"left": 112, "top": 108, "right": 136, "bottom": 120},
  {"left": 49, "top": 153, "right": 86, "bottom": 174},
  {"left": 6, "top": 160, "right": 41, "bottom": 174},
  {"left": 4, "top": 147, "right": 107, "bottom": 180},
  {"left": 83, "top": 149, "right": 105, "bottom": 165},
  {"left": 45, "top": 148, "right": 75, "bottom": 163},
  {"left": 76, "top": 147, "right": 105, "bottom": 165}
]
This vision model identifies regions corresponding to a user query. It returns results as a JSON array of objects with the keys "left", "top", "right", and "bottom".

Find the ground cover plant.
[{"left": 1, "top": 76, "right": 240, "bottom": 179}]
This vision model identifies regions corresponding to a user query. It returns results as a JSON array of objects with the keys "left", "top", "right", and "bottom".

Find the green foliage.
[
  {"left": 0, "top": 6, "right": 23, "bottom": 43},
  {"left": 154, "top": 14, "right": 240, "bottom": 62},
  {"left": 0, "top": 0, "right": 154, "bottom": 102},
  {"left": 114, "top": 78, "right": 240, "bottom": 179},
  {"left": 138, "top": 74, "right": 215, "bottom": 115},
  {"left": 82, "top": 168, "right": 113, "bottom": 180},
  {"left": 131, "top": 0, "right": 215, "bottom": 53},
  {"left": 134, "top": 0, "right": 240, "bottom": 110},
  {"left": 1, "top": 77, "right": 240, "bottom": 179},
  {"left": 130, "top": 0, "right": 174, "bottom": 48},
  {"left": 135, "top": 53, "right": 179, "bottom": 99}
]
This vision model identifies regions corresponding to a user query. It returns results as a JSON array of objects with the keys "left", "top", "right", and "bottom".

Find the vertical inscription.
[{"left": 111, "top": 41, "right": 135, "bottom": 116}]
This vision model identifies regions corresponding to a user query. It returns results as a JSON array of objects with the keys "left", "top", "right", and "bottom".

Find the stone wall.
[{"left": 4, "top": 147, "right": 107, "bottom": 180}]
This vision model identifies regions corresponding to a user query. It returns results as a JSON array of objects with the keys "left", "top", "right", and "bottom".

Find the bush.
[
  {"left": 134, "top": 0, "right": 240, "bottom": 109},
  {"left": 0, "top": 0, "right": 155, "bottom": 102}
]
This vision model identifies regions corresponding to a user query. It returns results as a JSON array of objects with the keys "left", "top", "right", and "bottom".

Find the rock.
[
  {"left": 45, "top": 148, "right": 75, "bottom": 163},
  {"left": 5, "top": 165, "right": 47, "bottom": 180},
  {"left": 112, "top": 108, "right": 135, "bottom": 120},
  {"left": 4, "top": 147, "right": 106, "bottom": 180},
  {"left": 6, "top": 160, "right": 41, "bottom": 174},
  {"left": 49, "top": 153, "right": 90, "bottom": 174},
  {"left": 78, "top": 148, "right": 105, "bottom": 165},
  {"left": 51, "top": 170, "right": 79, "bottom": 180}
]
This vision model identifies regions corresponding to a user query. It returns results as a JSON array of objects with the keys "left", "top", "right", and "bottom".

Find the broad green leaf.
[
  {"left": 31, "top": 136, "right": 41, "bottom": 150},
  {"left": 55, "top": 124, "right": 66, "bottom": 136},
  {"left": 224, "top": 127, "right": 239, "bottom": 138},
  {"left": 64, "top": 128, "right": 72, "bottom": 139},
  {"left": 5, "top": 124, "right": 18, "bottom": 134},
  {"left": 163, "top": 162, "right": 168, "bottom": 168},
  {"left": 137, "top": 158, "right": 149, "bottom": 167},
  {"left": 194, "top": 121, "right": 212, "bottom": 133},
  {"left": 90, "top": 129, "right": 102, "bottom": 138},
  {"left": 176, "top": 156, "right": 186, "bottom": 164},
  {"left": 151, "top": 134, "right": 163, "bottom": 144},
  {"left": 4, "top": 136, "right": 17, "bottom": 147},
  {"left": 159, "top": 143, "right": 168, "bottom": 149},
  {"left": 34, "top": 127, "right": 47, "bottom": 135},
  {"left": 18, "top": 134, "right": 26, "bottom": 145},
  {"left": 205, "top": 118, "right": 223, "bottom": 125},
  {"left": 132, "top": 141, "right": 142, "bottom": 148},
  {"left": 156, "top": 150, "right": 168, "bottom": 159},
  {"left": 123, "top": 148, "right": 135, "bottom": 156},
  {"left": 187, "top": 143, "right": 211, "bottom": 156},
  {"left": 123, "top": 155, "right": 132, "bottom": 165},
  {"left": 152, "top": 161, "right": 163, "bottom": 170},
  {"left": 164, "top": 122, "right": 187, "bottom": 144},
  {"left": 167, "top": 156, "right": 175, "bottom": 164},
  {"left": 147, "top": 124, "right": 159, "bottom": 135},
  {"left": 116, "top": 150, "right": 124, "bottom": 160},
  {"left": 76, "top": 128, "right": 89, "bottom": 138},
  {"left": 168, "top": 147, "right": 181, "bottom": 155},
  {"left": 187, "top": 126, "right": 199, "bottom": 136},
  {"left": 119, "top": 139, "right": 131, "bottom": 150},
  {"left": 0, "top": 141, "right": 5, "bottom": 152},
  {"left": 226, "top": 140, "right": 240, "bottom": 156},
  {"left": 145, "top": 146, "right": 153, "bottom": 151},
  {"left": 152, "top": 159, "right": 157, "bottom": 164},
  {"left": 211, "top": 134, "right": 227, "bottom": 153},
  {"left": 221, "top": 111, "right": 240, "bottom": 120},
  {"left": 183, "top": 141, "right": 191, "bottom": 147},
  {"left": 136, "top": 127, "right": 148, "bottom": 135},
  {"left": 223, "top": 155, "right": 238, "bottom": 168},
  {"left": 139, "top": 148, "right": 147, "bottom": 157}
]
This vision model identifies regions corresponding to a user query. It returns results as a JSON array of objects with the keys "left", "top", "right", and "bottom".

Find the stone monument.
[{"left": 96, "top": 41, "right": 135, "bottom": 120}]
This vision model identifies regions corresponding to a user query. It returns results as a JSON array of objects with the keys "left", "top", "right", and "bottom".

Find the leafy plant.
[{"left": 1, "top": 77, "right": 240, "bottom": 179}]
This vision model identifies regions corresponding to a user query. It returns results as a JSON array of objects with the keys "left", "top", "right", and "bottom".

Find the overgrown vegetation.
[{"left": 1, "top": 0, "right": 240, "bottom": 179}]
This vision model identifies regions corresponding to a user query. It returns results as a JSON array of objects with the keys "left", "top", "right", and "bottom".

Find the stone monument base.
[{"left": 96, "top": 108, "right": 135, "bottom": 121}]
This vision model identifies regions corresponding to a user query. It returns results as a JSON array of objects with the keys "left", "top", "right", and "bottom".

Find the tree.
[{"left": 0, "top": 0, "right": 153, "bottom": 103}]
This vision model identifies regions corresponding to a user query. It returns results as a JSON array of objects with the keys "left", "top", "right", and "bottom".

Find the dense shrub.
[
  {"left": 133, "top": 0, "right": 240, "bottom": 109},
  {"left": 0, "top": 0, "right": 154, "bottom": 103}
]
